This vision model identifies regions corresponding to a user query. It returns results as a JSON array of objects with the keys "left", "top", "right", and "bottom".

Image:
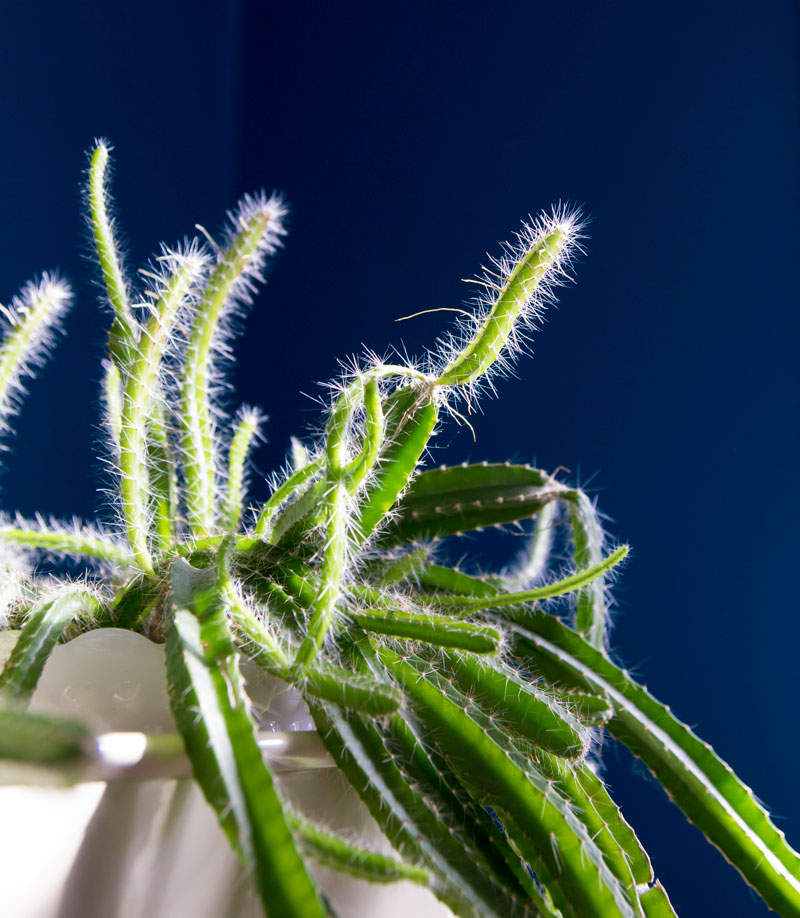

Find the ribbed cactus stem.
[
  {"left": 0, "top": 517, "right": 131, "bottom": 564},
  {"left": 223, "top": 407, "right": 262, "bottom": 532},
  {"left": 87, "top": 141, "right": 138, "bottom": 365},
  {"left": 566, "top": 488, "right": 611, "bottom": 650},
  {"left": 119, "top": 247, "right": 206, "bottom": 573},
  {"left": 293, "top": 478, "right": 349, "bottom": 672},
  {"left": 253, "top": 456, "right": 324, "bottom": 541},
  {"left": 343, "top": 376, "right": 383, "bottom": 488},
  {"left": 435, "top": 544, "right": 628, "bottom": 611},
  {"left": 0, "top": 276, "right": 72, "bottom": 431},
  {"left": 182, "top": 195, "right": 285, "bottom": 534},
  {"left": 147, "top": 391, "right": 177, "bottom": 548},
  {"left": 435, "top": 214, "right": 579, "bottom": 389}
]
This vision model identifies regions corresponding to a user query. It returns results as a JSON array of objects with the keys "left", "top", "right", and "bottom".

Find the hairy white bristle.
[{"left": 0, "top": 274, "right": 73, "bottom": 436}]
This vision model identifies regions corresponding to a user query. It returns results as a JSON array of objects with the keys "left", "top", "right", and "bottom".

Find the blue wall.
[{"left": 2, "top": 3, "right": 798, "bottom": 915}]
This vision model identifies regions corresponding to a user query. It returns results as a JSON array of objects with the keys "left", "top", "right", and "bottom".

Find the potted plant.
[{"left": 1, "top": 141, "right": 798, "bottom": 917}]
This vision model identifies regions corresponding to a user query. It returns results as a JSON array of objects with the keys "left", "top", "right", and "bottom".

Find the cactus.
[{"left": 0, "top": 141, "right": 798, "bottom": 917}]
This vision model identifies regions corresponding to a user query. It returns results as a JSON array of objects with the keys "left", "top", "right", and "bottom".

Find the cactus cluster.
[{"left": 0, "top": 142, "right": 798, "bottom": 917}]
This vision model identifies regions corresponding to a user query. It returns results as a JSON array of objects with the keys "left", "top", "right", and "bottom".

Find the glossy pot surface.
[{"left": 0, "top": 629, "right": 451, "bottom": 918}]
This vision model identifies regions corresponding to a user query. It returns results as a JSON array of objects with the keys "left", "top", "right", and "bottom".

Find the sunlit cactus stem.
[
  {"left": 223, "top": 407, "right": 263, "bottom": 532},
  {"left": 181, "top": 195, "right": 285, "bottom": 535},
  {"left": 565, "top": 487, "right": 612, "bottom": 650},
  {"left": 0, "top": 276, "right": 72, "bottom": 434},
  {"left": 435, "top": 213, "right": 581, "bottom": 389},
  {"left": 87, "top": 140, "right": 137, "bottom": 363},
  {"left": 118, "top": 247, "right": 207, "bottom": 574},
  {"left": 293, "top": 364, "right": 427, "bottom": 673},
  {"left": 342, "top": 376, "right": 382, "bottom": 488},
  {"left": 253, "top": 457, "right": 324, "bottom": 541},
  {"left": 293, "top": 478, "right": 349, "bottom": 673},
  {"left": 148, "top": 395, "right": 178, "bottom": 547}
]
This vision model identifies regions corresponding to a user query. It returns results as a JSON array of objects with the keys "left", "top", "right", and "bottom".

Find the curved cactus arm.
[
  {"left": 310, "top": 699, "right": 528, "bottom": 918},
  {"left": 254, "top": 457, "right": 324, "bottom": 541},
  {"left": 292, "top": 478, "right": 349, "bottom": 673},
  {"left": 437, "top": 650, "right": 589, "bottom": 759},
  {"left": 86, "top": 141, "right": 137, "bottom": 354},
  {"left": 267, "top": 480, "right": 327, "bottom": 548},
  {"left": 0, "top": 588, "right": 102, "bottom": 701},
  {"left": 343, "top": 375, "right": 383, "bottom": 489},
  {"left": 235, "top": 562, "right": 312, "bottom": 635},
  {"left": 223, "top": 406, "right": 263, "bottom": 532},
  {"left": 381, "top": 463, "right": 567, "bottom": 545},
  {"left": 433, "top": 545, "right": 628, "bottom": 611},
  {"left": 434, "top": 211, "right": 582, "bottom": 392},
  {"left": 354, "top": 217, "right": 582, "bottom": 542},
  {"left": 0, "top": 516, "right": 133, "bottom": 565},
  {"left": 379, "top": 645, "right": 639, "bottom": 918},
  {"left": 181, "top": 194, "right": 286, "bottom": 535},
  {"left": 302, "top": 664, "right": 402, "bottom": 715},
  {"left": 416, "top": 561, "right": 501, "bottom": 597},
  {"left": 288, "top": 812, "right": 432, "bottom": 886},
  {"left": 218, "top": 540, "right": 403, "bottom": 716},
  {"left": 166, "top": 557, "right": 326, "bottom": 918},
  {"left": 503, "top": 498, "right": 557, "bottom": 590},
  {"left": 324, "top": 366, "right": 429, "bottom": 508},
  {"left": 287, "top": 389, "right": 428, "bottom": 662},
  {"left": 292, "top": 368, "right": 428, "bottom": 671},
  {"left": 356, "top": 385, "right": 438, "bottom": 544},
  {"left": 0, "top": 275, "right": 72, "bottom": 436},
  {"left": 510, "top": 610, "right": 800, "bottom": 917},
  {"left": 350, "top": 608, "right": 502, "bottom": 653},
  {"left": 253, "top": 456, "right": 325, "bottom": 542},
  {"left": 563, "top": 488, "right": 611, "bottom": 650},
  {"left": 327, "top": 367, "right": 428, "bottom": 473},
  {"left": 218, "top": 546, "right": 290, "bottom": 671},
  {"left": 119, "top": 246, "right": 207, "bottom": 574},
  {"left": 287, "top": 376, "right": 362, "bottom": 672}
]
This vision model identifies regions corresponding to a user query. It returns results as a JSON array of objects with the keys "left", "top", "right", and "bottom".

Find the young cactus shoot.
[{"left": 0, "top": 142, "right": 798, "bottom": 918}]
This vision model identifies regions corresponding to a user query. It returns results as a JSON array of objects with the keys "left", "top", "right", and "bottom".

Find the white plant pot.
[{"left": 0, "top": 629, "right": 452, "bottom": 918}]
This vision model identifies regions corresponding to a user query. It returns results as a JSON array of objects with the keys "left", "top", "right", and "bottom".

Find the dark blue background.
[{"left": 2, "top": 3, "right": 798, "bottom": 915}]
